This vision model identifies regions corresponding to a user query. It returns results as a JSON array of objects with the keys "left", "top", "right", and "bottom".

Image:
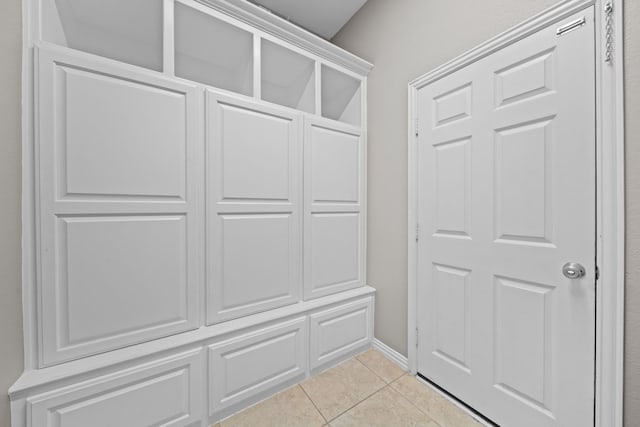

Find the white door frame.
[{"left": 407, "top": 1, "right": 625, "bottom": 426}]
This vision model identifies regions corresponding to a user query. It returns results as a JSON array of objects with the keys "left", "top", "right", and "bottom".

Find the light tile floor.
[{"left": 213, "top": 349, "right": 484, "bottom": 427}]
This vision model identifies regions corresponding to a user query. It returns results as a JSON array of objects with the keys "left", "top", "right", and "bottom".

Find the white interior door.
[{"left": 416, "top": 7, "right": 596, "bottom": 427}]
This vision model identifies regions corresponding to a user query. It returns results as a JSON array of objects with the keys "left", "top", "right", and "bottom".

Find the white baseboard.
[{"left": 371, "top": 338, "right": 409, "bottom": 371}]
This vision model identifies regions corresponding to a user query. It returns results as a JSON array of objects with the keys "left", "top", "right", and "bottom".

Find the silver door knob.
[{"left": 562, "top": 262, "right": 586, "bottom": 279}]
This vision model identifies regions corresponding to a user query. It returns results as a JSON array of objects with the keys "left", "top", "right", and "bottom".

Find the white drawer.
[
  {"left": 208, "top": 317, "right": 308, "bottom": 419},
  {"left": 309, "top": 297, "right": 373, "bottom": 371},
  {"left": 27, "top": 349, "right": 203, "bottom": 427}
]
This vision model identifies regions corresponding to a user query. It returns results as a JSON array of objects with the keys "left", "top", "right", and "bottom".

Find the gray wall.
[
  {"left": 332, "top": 0, "right": 639, "bottom": 423},
  {"left": 0, "top": 0, "right": 24, "bottom": 424},
  {"left": 623, "top": 0, "right": 640, "bottom": 422}
]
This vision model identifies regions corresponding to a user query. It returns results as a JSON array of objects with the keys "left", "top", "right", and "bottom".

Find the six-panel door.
[{"left": 416, "top": 7, "right": 596, "bottom": 427}]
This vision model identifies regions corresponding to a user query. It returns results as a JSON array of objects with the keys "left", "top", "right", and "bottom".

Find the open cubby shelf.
[
  {"left": 42, "top": 0, "right": 364, "bottom": 125},
  {"left": 44, "top": 0, "right": 164, "bottom": 71},
  {"left": 261, "top": 39, "right": 315, "bottom": 113},
  {"left": 321, "top": 65, "right": 362, "bottom": 126},
  {"left": 175, "top": 2, "right": 253, "bottom": 95}
]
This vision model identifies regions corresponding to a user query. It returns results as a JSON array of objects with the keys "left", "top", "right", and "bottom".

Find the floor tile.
[
  {"left": 391, "top": 375, "right": 482, "bottom": 427},
  {"left": 356, "top": 349, "right": 406, "bottom": 383},
  {"left": 220, "top": 385, "right": 325, "bottom": 427},
  {"left": 330, "top": 386, "right": 439, "bottom": 427},
  {"left": 301, "top": 358, "right": 386, "bottom": 421}
]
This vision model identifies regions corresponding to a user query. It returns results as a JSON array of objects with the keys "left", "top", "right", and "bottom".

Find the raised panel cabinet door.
[
  {"left": 208, "top": 317, "right": 308, "bottom": 421},
  {"left": 309, "top": 297, "right": 373, "bottom": 372},
  {"left": 28, "top": 349, "right": 203, "bottom": 427},
  {"left": 206, "top": 90, "right": 302, "bottom": 324},
  {"left": 416, "top": 7, "right": 596, "bottom": 427},
  {"left": 303, "top": 117, "right": 364, "bottom": 300},
  {"left": 36, "top": 45, "right": 204, "bottom": 367}
]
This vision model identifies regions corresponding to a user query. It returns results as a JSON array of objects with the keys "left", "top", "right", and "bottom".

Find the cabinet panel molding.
[
  {"left": 36, "top": 46, "right": 203, "bottom": 366},
  {"left": 207, "top": 91, "right": 302, "bottom": 324},
  {"left": 27, "top": 349, "right": 203, "bottom": 427},
  {"left": 208, "top": 317, "right": 308, "bottom": 419}
]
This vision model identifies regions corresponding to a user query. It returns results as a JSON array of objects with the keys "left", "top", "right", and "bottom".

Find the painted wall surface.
[
  {"left": 0, "top": 0, "right": 24, "bottom": 425},
  {"left": 332, "top": 0, "right": 639, "bottom": 422},
  {"left": 623, "top": 0, "right": 640, "bottom": 423}
]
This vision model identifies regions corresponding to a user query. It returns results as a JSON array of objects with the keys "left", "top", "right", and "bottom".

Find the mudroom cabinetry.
[{"left": 10, "top": 1, "right": 373, "bottom": 426}]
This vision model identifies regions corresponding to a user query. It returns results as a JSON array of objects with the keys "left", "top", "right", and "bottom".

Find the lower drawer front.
[
  {"left": 27, "top": 349, "right": 202, "bottom": 427},
  {"left": 310, "top": 297, "right": 373, "bottom": 371},
  {"left": 209, "top": 317, "right": 308, "bottom": 418}
]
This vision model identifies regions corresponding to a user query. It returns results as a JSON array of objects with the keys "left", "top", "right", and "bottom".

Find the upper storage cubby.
[
  {"left": 175, "top": 2, "right": 253, "bottom": 96},
  {"left": 321, "top": 65, "right": 362, "bottom": 126},
  {"left": 42, "top": 0, "right": 163, "bottom": 71},
  {"left": 261, "top": 39, "right": 315, "bottom": 113}
]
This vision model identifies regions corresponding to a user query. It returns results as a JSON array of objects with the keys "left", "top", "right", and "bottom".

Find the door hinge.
[
  {"left": 415, "top": 224, "right": 420, "bottom": 243},
  {"left": 595, "top": 265, "right": 600, "bottom": 281},
  {"left": 415, "top": 328, "right": 419, "bottom": 347},
  {"left": 415, "top": 117, "right": 419, "bottom": 137}
]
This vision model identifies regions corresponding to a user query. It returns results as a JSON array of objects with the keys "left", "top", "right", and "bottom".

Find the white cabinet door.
[
  {"left": 28, "top": 349, "right": 203, "bottom": 427},
  {"left": 36, "top": 45, "right": 203, "bottom": 366},
  {"left": 206, "top": 91, "right": 302, "bottom": 324},
  {"left": 309, "top": 297, "right": 373, "bottom": 371},
  {"left": 416, "top": 8, "right": 596, "bottom": 427},
  {"left": 208, "top": 318, "right": 307, "bottom": 420},
  {"left": 303, "top": 117, "right": 364, "bottom": 300}
]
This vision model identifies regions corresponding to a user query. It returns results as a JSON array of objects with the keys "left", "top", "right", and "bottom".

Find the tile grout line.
[
  {"left": 298, "top": 384, "right": 330, "bottom": 425},
  {"left": 388, "top": 376, "right": 444, "bottom": 427},
  {"left": 412, "top": 377, "right": 488, "bottom": 426},
  {"left": 390, "top": 375, "right": 485, "bottom": 427},
  {"left": 355, "top": 352, "right": 407, "bottom": 386},
  {"left": 299, "top": 356, "right": 389, "bottom": 424},
  {"left": 326, "top": 383, "right": 391, "bottom": 423}
]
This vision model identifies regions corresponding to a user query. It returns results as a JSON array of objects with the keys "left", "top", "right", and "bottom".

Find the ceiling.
[{"left": 249, "top": 0, "right": 368, "bottom": 39}]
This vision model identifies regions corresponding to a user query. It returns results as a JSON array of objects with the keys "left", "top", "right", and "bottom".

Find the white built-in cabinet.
[
  {"left": 11, "top": 1, "right": 374, "bottom": 426},
  {"left": 206, "top": 92, "right": 302, "bottom": 323}
]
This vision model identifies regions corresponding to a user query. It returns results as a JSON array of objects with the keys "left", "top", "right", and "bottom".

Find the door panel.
[
  {"left": 208, "top": 318, "right": 307, "bottom": 418},
  {"left": 36, "top": 46, "right": 202, "bottom": 367},
  {"left": 304, "top": 117, "right": 364, "bottom": 300},
  {"left": 417, "top": 7, "right": 595, "bottom": 426},
  {"left": 309, "top": 212, "right": 361, "bottom": 291},
  {"left": 62, "top": 66, "right": 187, "bottom": 199},
  {"left": 29, "top": 349, "right": 203, "bottom": 427},
  {"left": 207, "top": 91, "right": 302, "bottom": 324},
  {"left": 219, "top": 104, "right": 292, "bottom": 200},
  {"left": 59, "top": 216, "right": 189, "bottom": 346},
  {"left": 434, "top": 137, "right": 471, "bottom": 237},
  {"left": 432, "top": 264, "right": 472, "bottom": 372}
]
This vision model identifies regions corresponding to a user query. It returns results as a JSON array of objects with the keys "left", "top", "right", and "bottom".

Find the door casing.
[{"left": 407, "top": 0, "right": 625, "bottom": 426}]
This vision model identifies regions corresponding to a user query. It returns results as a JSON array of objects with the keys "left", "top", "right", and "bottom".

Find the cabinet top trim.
[{"left": 196, "top": 0, "right": 373, "bottom": 76}]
